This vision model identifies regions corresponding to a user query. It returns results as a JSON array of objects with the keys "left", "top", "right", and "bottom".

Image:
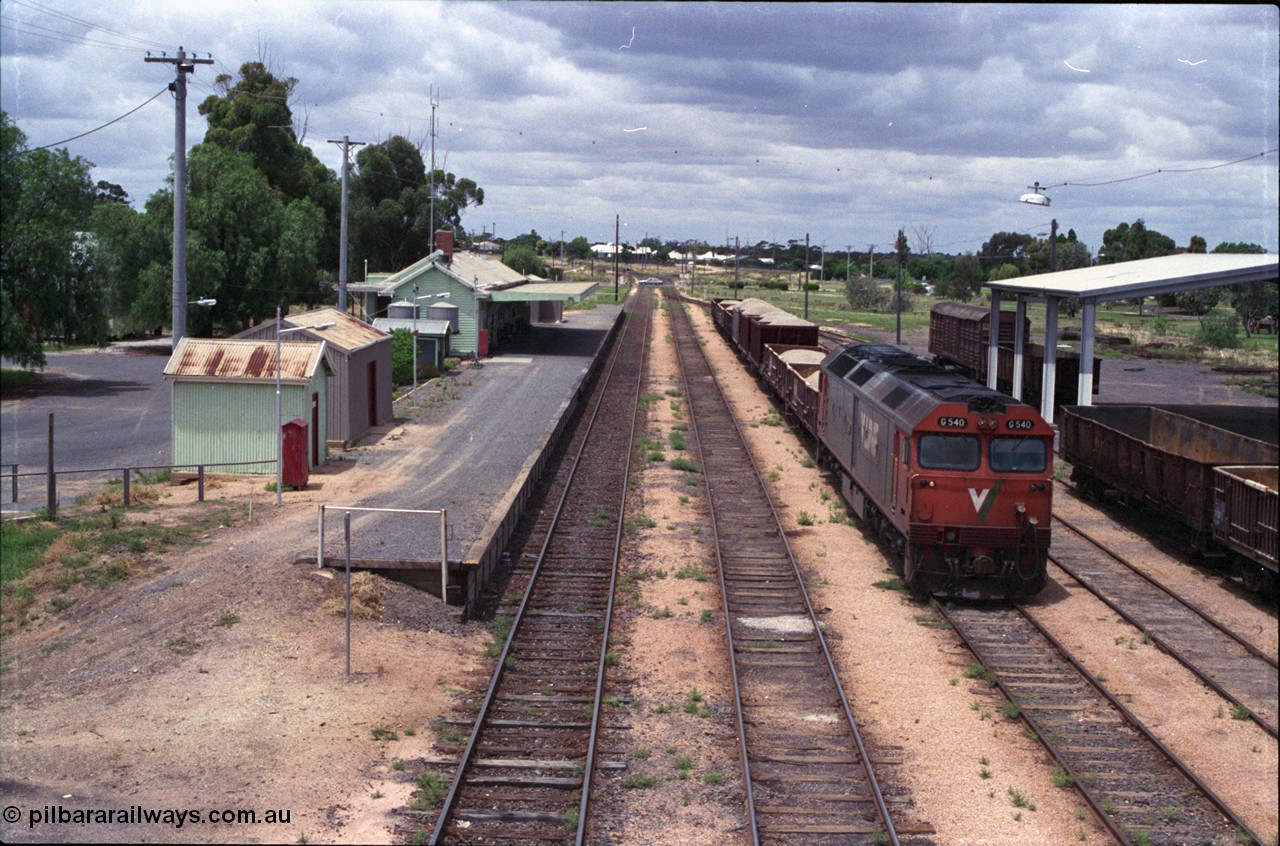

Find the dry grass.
[{"left": 321, "top": 570, "right": 386, "bottom": 619}]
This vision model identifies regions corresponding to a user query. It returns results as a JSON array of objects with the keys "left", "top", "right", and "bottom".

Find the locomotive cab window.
[
  {"left": 917, "top": 434, "right": 979, "bottom": 471},
  {"left": 989, "top": 437, "right": 1048, "bottom": 473}
]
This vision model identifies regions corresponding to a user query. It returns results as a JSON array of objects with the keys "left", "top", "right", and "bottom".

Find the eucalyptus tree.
[{"left": 1, "top": 112, "right": 108, "bottom": 366}]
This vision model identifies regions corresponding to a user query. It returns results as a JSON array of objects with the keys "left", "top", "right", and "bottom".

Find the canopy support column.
[
  {"left": 1011, "top": 297, "right": 1027, "bottom": 401},
  {"left": 986, "top": 291, "right": 1002, "bottom": 391},
  {"left": 1040, "top": 296, "right": 1059, "bottom": 423},
  {"left": 1078, "top": 299, "right": 1096, "bottom": 406}
]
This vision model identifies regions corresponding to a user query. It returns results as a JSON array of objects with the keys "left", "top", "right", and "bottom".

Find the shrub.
[{"left": 1195, "top": 312, "right": 1240, "bottom": 348}]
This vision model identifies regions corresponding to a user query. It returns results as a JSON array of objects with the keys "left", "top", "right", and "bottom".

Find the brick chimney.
[{"left": 435, "top": 229, "right": 454, "bottom": 264}]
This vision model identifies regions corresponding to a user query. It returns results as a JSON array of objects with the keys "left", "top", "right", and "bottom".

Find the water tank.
[
  {"left": 424, "top": 302, "right": 459, "bottom": 333},
  {"left": 387, "top": 300, "right": 416, "bottom": 320}
]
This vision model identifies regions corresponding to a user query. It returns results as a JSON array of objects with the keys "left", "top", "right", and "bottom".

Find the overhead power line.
[
  {"left": 1048, "top": 150, "right": 1278, "bottom": 190},
  {"left": 29, "top": 86, "right": 170, "bottom": 151},
  {"left": 8, "top": 0, "right": 173, "bottom": 50}
]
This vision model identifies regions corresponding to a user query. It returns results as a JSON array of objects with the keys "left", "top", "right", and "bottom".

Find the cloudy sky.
[{"left": 3, "top": 1, "right": 1277, "bottom": 258}]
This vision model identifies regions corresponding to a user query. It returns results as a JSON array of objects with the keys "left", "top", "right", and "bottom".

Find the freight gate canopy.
[{"left": 983, "top": 252, "right": 1279, "bottom": 422}]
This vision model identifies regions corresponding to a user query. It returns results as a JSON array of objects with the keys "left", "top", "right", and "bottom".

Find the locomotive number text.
[
  {"left": 1005, "top": 419, "right": 1035, "bottom": 430},
  {"left": 938, "top": 416, "right": 968, "bottom": 428}
]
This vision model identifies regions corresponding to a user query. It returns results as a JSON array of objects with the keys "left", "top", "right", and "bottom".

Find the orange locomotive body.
[{"left": 818, "top": 344, "right": 1052, "bottom": 599}]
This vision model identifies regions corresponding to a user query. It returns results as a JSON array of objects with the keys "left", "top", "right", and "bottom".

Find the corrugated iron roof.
[
  {"left": 163, "top": 338, "right": 326, "bottom": 384},
  {"left": 356, "top": 249, "right": 530, "bottom": 297},
  {"left": 285, "top": 307, "right": 390, "bottom": 352}
]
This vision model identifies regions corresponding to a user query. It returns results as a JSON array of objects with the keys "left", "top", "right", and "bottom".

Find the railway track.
[
  {"left": 425, "top": 289, "right": 654, "bottom": 845},
  {"left": 1048, "top": 483, "right": 1278, "bottom": 739},
  {"left": 666, "top": 292, "right": 932, "bottom": 846},
  {"left": 940, "top": 603, "right": 1263, "bottom": 846}
]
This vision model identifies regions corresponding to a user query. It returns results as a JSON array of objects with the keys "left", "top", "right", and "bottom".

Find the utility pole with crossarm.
[{"left": 146, "top": 47, "right": 213, "bottom": 348}]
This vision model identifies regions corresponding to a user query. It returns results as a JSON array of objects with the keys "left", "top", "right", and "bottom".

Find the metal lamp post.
[
  {"left": 276, "top": 307, "right": 334, "bottom": 505},
  {"left": 411, "top": 289, "right": 450, "bottom": 408}
]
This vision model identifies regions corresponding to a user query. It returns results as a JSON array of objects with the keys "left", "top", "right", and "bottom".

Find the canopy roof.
[{"left": 985, "top": 253, "right": 1277, "bottom": 303}]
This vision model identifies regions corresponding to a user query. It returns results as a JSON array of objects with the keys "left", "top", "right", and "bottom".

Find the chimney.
[{"left": 435, "top": 229, "right": 454, "bottom": 264}]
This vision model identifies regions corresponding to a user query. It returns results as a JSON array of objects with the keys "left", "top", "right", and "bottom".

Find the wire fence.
[{"left": 1, "top": 459, "right": 276, "bottom": 520}]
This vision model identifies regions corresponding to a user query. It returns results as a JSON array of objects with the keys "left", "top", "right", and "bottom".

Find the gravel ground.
[{"left": 1, "top": 291, "right": 1274, "bottom": 845}]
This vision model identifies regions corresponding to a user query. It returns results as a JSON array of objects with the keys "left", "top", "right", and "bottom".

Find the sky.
[{"left": 2, "top": 1, "right": 1278, "bottom": 259}]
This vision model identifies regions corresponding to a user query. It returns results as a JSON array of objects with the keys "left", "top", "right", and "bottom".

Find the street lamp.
[
  {"left": 276, "top": 306, "right": 334, "bottom": 505},
  {"left": 411, "top": 288, "right": 450, "bottom": 408},
  {"left": 1019, "top": 182, "right": 1051, "bottom": 206}
]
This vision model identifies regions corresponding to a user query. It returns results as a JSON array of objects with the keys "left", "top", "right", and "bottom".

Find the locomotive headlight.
[
  {"left": 919, "top": 479, "right": 936, "bottom": 488},
  {"left": 944, "top": 529, "right": 957, "bottom": 542}
]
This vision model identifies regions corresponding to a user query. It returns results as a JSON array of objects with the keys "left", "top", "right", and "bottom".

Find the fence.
[{"left": 1, "top": 459, "right": 276, "bottom": 520}]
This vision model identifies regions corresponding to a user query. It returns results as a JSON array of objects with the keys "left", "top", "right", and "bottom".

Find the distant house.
[
  {"left": 232, "top": 308, "right": 393, "bottom": 447},
  {"left": 349, "top": 231, "right": 598, "bottom": 357},
  {"left": 163, "top": 338, "right": 330, "bottom": 474}
]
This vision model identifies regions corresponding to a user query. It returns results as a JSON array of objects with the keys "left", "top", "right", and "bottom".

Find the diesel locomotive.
[
  {"left": 711, "top": 297, "right": 1054, "bottom": 600},
  {"left": 817, "top": 344, "right": 1053, "bottom": 599}
]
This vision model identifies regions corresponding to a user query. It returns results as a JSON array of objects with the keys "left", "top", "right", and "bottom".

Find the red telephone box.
[{"left": 281, "top": 418, "right": 310, "bottom": 489}]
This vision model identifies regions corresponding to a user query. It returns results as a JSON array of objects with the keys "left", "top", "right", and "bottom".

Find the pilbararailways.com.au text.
[{"left": 8, "top": 804, "right": 292, "bottom": 830}]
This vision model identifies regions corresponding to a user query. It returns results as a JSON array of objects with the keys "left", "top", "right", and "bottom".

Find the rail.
[
  {"left": 426, "top": 287, "right": 649, "bottom": 845},
  {"left": 667, "top": 291, "right": 904, "bottom": 845}
]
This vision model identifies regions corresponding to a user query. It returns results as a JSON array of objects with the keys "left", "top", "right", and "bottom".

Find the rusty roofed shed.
[
  {"left": 163, "top": 338, "right": 330, "bottom": 474},
  {"left": 233, "top": 308, "right": 393, "bottom": 447}
]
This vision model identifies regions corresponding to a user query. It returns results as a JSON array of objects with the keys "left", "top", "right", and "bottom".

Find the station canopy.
[
  {"left": 486, "top": 281, "right": 599, "bottom": 303},
  {"left": 982, "top": 252, "right": 1278, "bottom": 421}
]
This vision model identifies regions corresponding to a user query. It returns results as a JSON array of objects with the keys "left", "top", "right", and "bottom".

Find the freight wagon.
[
  {"left": 1212, "top": 466, "right": 1278, "bottom": 593},
  {"left": 929, "top": 302, "right": 1101, "bottom": 409},
  {"left": 1060, "top": 403, "right": 1279, "bottom": 591},
  {"left": 762, "top": 343, "right": 826, "bottom": 437}
]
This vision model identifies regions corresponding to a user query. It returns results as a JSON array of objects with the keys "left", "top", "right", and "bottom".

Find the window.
[
  {"left": 990, "top": 437, "right": 1048, "bottom": 473},
  {"left": 918, "top": 434, "right": 980, "bottom": 471}
]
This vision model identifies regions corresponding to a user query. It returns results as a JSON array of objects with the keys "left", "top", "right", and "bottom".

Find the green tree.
[
  {"left": 351, "top": 136, "right": 432, "bottom": 273},
  {"left": 198, "top": 61, "right": 340, "bottom": 275},
  {"left": 844, "top": 275, "right": 889, "bottom": 312},
  {"left": 502, "top": 245, "right": 545, "bottom": 277},
  {"left": 1097, "top": 219, "right": 1175, "bottom": 264},
  {"left": 1211, "top": 241, "right": 1268, "bottom": 254},
  {"left": 1188, "top": 235, "right": 1207, "bottom": 253},
  {"left": 1, "top": 112, "right": 107, "bottom": 366},
  {"left": 978, "top": 232, "right": 1033, "bottom": 274},
  {"left": 989, "top": 263, "right": 1021, "bottom": 282},
  {"left": 945, "top": 253, "right": 985, "bottom": 302},
  {"left": 1231, "top": 280, "right": 1278, "bottom": 337},
  {"left": 567, "top": 236, "right": 591, "bottom": 260},
  {"left": 184, "top": 144, "right": 326, "bottom": 333}
]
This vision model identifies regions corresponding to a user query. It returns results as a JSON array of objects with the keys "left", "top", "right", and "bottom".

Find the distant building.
[{"left": 350, "top": 231, "right": 598, "bottom": 357}]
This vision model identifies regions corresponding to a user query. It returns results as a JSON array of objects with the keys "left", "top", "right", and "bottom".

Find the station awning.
[
  {"left": 982, "top": 252, "right": 1278, "bottom": 421},
  {"left": 486, "top": 282, "right": 599, "bottom": 303}
]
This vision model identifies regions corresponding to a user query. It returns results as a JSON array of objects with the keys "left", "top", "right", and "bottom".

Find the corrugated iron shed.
[{"left": 163, "top": 338, "right": 326, "bottom": 385}]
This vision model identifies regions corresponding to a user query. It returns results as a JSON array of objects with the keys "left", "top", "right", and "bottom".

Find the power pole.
[
  {"left": 146, "top": 47, "right": 212, "bottom": 348},
  {"left": 734, "top": 236, "right": 740, "bottom": 293},
  {"left": 328, "top": 136, "right": 365, "bottom": 313},
  {"left": 614, "top": 215, "right": 620, "bottom": 303},
  {"left": 429, "top": 86, "right": 439, "bottom": 242},
  {"left": 867, "top": 244, "right": 876, "bottom": 279},
  {"left": 804, "top": 233, "right": 810, "bottom": 320}
]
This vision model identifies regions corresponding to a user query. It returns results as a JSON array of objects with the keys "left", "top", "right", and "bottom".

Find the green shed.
[{"left": 163, "top": 338, "right": 331, "bottom": 474}]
